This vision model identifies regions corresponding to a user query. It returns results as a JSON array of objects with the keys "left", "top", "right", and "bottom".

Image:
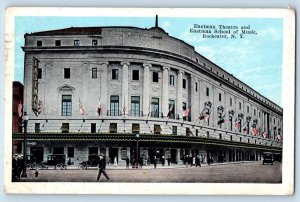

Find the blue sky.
[{"left": 14, "top": 16, "right": 283, "bottom": 106}]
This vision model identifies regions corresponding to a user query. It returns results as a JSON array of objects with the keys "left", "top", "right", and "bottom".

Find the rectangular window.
[
  {"left": 109, "top": 123, "right": 117, "bottom": 133},
  {"left": 172, "top": 126, "right": 177, "bottom": 135},
  {"left": 206, "top": 87, "right": 209, "bottom": 96},
  {"left": 132, "top": 70, "right": 139, "bottom": 81},
  {"left": 74, "top": 40, "right": 80, "bottom": 46},
  {"left": 112, "top": 69, "right": 118, "bottom": 80},
  {"left": 64, "top": 68, "right": 70, "bottom": 79},
  {"left": 132, "top": 123, "right": 140, "bottom": 134},
  {"left": 196, "top": 129, "right": 199, "bottom": 137},
  {"left": 186, "top": 127, "right": 192, "bottom": 136},
  {"left": 67, "top": 147, "right": 74, "bottom": 157},
  {"left": 247, "top": 106, "right": 249, "bottom": 113},
  {"left": 219, "top": 93, "right": 222, "bottom": 102},
  {"left": 131, "top": 96, "right": 140, "bottom": 116},
  {"left": 62, "top": 95, "right": 72, "bottom": 116},
  {"left": 195, "top": 82, "right": 198, "bottom": 92},
  {"left": 169, "top": 75, "right": 175, "bottom": 86},
  {"left": 55, "top": 40, "right": 61, "bottom": 46},
  {"left": 230, "top": 98, "right": 232, "bottom": 106},
  {"left": 151, "top": 98, "right": 159, "bottom": 118},
  {"left": 91, "top": 123, "right": 96, "bottom": 133},
  {"left": 61, "top": 123, "right": 69, "bottom": 133},
  {"left": 153, "top": 72, "right": 159, "bottom": 82},
  {"left": 92, "top": 39, "right": 98, "bottom": 46},
  {"left": 37, "top": 40, "right": 42, "bottom": 47},
  {"left": 168, "top": 100, "right": 175, "bottom": 119},
  {"left": 239, "top": 102, "right": 242, "bottom": 110},
  {"left": 35, "top": 123, "right": 40, "bottom": 133},
  {"left": 89, "top": 147, "right": 98, "bottom": 155},
  {"left": 219, "top": 134, "right": 222, "bottom": 139},
  {"left": 154, "top": 124, "right": 162, "bottom": 134},
  {"left": 37, "top": 68, "right": 42, "bottom": 79},
  {"left": 92, "top": 68, "right": 97, "bottom": 79},
  {"left": 110, "top": 95, "right": 119, "bottom": 116},
  {"left": 183, "top": 79, "right": 186, "bottom": 89},
  {"left": 254, "top": 109, "right": 256, "bottom": 116}
]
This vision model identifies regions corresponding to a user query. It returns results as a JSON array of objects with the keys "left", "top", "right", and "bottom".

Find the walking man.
[
  {"left": 154, "top": 156, "right": 157, "bottom": 169},
  {"left": 97, "top": 154, "right": 110, "bottom": 181},
  {"left": 126, "top": 156, "right": 130, "bottom": 169}
]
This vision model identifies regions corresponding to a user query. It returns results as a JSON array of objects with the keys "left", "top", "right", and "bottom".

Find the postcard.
[{"left": 4, "top": 7, "right": 295, "bottom": 195}]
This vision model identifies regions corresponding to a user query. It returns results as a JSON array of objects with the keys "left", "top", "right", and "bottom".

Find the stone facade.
[{"left": 19, "top": 25, "right": 283, "bottom": 167}]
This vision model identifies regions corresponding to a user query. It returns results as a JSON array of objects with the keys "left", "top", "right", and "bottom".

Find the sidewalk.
[{"left": 64, "top": 160, "right": 255, "bottom": 170}]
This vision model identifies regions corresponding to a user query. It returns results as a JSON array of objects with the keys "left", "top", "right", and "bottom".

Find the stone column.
[
  {"left": 143, "top": 64, "right": 151, "bottom": 116},
  {"left": 177, "top": 148, "right": 182, "bottom": 165},
  {"left": 177, "top": 71, "right": 183, "bottom": 120},
  {"left": 162, "top": 67, "right": 169, "bottom": 117},
  {"left": 234, "top": 149, "right": 237, "bottom": 161},
  {"left": 121, "top": 61, "right": 130, "bottom": 115},
  {"left": 100, "top": 62, "right": 109, "bottom": 115}
]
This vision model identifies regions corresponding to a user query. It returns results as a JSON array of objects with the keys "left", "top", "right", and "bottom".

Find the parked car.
[
  {"left": 46, "top": 154, "right": 66, "bottom": 169},
  {"left": 78, "top": 154, "right": 100, "bottom": 169},
  {"left": 262, "top": 152, "right": 273, "bottom": 165}
]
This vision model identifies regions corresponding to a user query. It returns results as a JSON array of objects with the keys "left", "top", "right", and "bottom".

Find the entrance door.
[
  {"left": 171, "top": 149, "right": 177, "bottom": 163},
  {"left": 109, "top": 148, "right": 118, "bottom": 164},
  {"left": 30, "top": 147, "right": 44, "bottom": 163}
]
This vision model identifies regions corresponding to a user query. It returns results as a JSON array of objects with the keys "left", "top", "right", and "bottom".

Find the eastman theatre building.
[{"left": 14, "top": 22, "right": 283, "bottom": 166}]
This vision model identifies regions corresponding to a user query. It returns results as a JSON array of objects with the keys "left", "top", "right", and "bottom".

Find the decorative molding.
[
  {"left": 132, "top": 85, "right": 140, "bottom": 90},
  {"left": 111, "top": 84, "right": 119, "bottom": 90},
  {"left": 152, "top": 87, "right": 160, "bottom": 92},
  {"left": 143, "top": 63, "right": 152, "bottom": 68},
  {"left": 57, "top": 84, "right": 75, "bottom": 93},
  {"left": 169, "top": 89, "right": 175, "bottom": 94},
  {"left": 121, "top": 61, "right": 130, "bottom": 66}
]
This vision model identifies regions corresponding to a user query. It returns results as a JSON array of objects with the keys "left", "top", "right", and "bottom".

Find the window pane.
[
  {"left": 153, "top": 72, "right": 158, "bottom": 82},
  {"left": 92, "top": 68, "right": 97, "bottom": 78},
  {"left": 131, "top": 96, "right": 140, "bottom": 116},
  {"left": 64, "top": 68, "right": 70, "bottom": 79},
  {"left": 151, "top": 98, "right": 159, "bottom": 117},
  {"left": 132, "top": 70, "right": 139, "bottom": 81},
  {"left": 112, "top": 69, "right": 118, "bottom": 80}
]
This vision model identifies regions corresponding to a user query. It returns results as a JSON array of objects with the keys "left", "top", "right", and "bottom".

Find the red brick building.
[{"left": 12, "top": 81, "right": 23, "bottom": 154}]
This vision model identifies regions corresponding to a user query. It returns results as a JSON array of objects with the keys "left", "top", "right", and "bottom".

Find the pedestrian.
[
  {"left": 195, "top": 155, "right": 200, "bottom": 167},
  {"left": 199, "top": 154, "right": 203, "bottom": 167},
  {"left": 153, "top": 156, "right": 157, "bottom": 169},
  {"left": 167, "top": 156, "right": 171, "bottom": 166},
  {"left": 138, "top": 156, "right": 143, "bottom": 169},
  {"left": 114, "top": 156, "right": 117, "bottom": 167},
  {"left": 200, "top": 154, "right": 204, "bottom": 165},
  {"left": 125, "top": 156, "right": 130, "bottom": 169},
  {"left": 207, "top": 155, "right": 211, "bottom": 166},
  {"left": 185, "top": 155, "right": 189, "bottom": 167},
  {"left": 97, "top": 153, "right": 110, "bottom": 181},
  {"left": 192, "top": 155, "right": 195, "bottom": 167},
  {"left": 147, "top": 156, "right": 151, "bottom": 165},
  {"left": 161, "top": 156, "right": 165, "bottom": 167}
]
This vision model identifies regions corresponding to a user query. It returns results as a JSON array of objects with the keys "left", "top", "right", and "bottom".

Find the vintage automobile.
[
  {"left": 46, "top": 154, "right": 67, "bottom": 169},
  {"left": 262, "top": 152, "right": 274, "bottom": 165},
  {"left": 78, "top": 154, "right": 100, "bottom": 169}
]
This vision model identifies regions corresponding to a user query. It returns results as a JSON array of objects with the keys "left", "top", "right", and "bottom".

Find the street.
[{"left": 20, "top": 161, "right": 281, "bottom": 183}]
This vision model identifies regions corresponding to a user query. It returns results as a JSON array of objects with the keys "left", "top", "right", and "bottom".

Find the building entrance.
[
  {"left": 109, "top": 148, "right": 118, "bottom": 165},
  {"left": 30, "top": 147, "right": 44, "bottom": 163}
]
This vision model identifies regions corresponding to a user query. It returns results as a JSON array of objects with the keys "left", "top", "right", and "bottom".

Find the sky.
[{"left": 14, "top": 16, "right": 283, "bottom": 106}]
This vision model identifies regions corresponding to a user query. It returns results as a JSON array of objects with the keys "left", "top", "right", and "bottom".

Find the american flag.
[
  {"left": 251, "top": 127, "right": 258, "bottom": 136},
  {"left": 79, "top": 101, "right": 86, "bottom": 115},
  {"left": 204, "top": 114, "right": 210, "bottom": 122},
  {"left": 17, "top": 102, "right": 23, "bottom": 117},
  {"left": 38, "top": 100, "right": 43, "bottom": 114},
  {"left": 97, "top": 103, "right": 102, "bottom": 116},
  {"left": 182, "top": 108, "right": 190, "bottom": 117},
  {"left": 233, "top": 119, "right": 240, "bottom": 130}
]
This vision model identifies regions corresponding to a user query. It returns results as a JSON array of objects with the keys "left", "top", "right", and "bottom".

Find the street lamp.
[
  {"left": 21, "top": 112, "right": 29, "bottom": 178},
  {"left": 135, "top": 134, "right": 139, "bottom": 168}
]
